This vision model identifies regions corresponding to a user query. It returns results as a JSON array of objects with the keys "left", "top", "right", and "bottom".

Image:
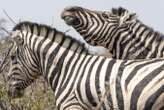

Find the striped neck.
[
  {"left": 109, "top": 19, "right": 164, "bottom": 59},
  {"left": 129, "top": 20, "right": 164, "bottom": 41},
  {"left": 13, "top": 21, "right": 89, "bottom": 86}
]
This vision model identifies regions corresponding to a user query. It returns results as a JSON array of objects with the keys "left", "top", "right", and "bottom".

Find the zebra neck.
[
  {"left": 36, "top": 37, "right": 88, "bottom": 90},
  {"left": 129, "top": 21, "right": 164, "bottom": 49},
  {"left": 129, "top": 20, "right": 164, "bottom": 41},
  {"left": 47, "top": 45, "right": 87, "bottom": 94},
  {"left": 111, "top": 20, "right": 164, "bottom": 59},
  {"left": 22, "top": 26, "right": 89, "bottom": 90}
]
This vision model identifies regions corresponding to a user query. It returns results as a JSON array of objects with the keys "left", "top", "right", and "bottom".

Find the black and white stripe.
[
  {"left": 7, "top": 21, "right": 164, "bottom": 110},
  {"left": 61, "top": 6, "right": 164, "bottom": 59}
]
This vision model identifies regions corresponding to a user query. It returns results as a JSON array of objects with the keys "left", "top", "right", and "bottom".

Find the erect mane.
[
  {"left": 111, "top": 7, "right": 137, "bottom": 25},
  {"left": 13, "top": 21, "right": 88, "bottom": 51},
  {"left": 111, "top": 7, "right": 127, "bottom": 16},
  {"left": 111, "top": 7, "right": 164, "bottom": 38}
]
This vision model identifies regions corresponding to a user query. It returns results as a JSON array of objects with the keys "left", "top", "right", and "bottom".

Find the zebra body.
[
  {"left": 61, "top": 6, "right": 164, "bottom": 59},
  {"left": 8, "top": 22, "right": 164, "bottom": 110}
]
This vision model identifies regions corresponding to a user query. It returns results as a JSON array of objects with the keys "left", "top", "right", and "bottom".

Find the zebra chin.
[{"left": 7, "top": 87, "right": 24, "bottom": 99}]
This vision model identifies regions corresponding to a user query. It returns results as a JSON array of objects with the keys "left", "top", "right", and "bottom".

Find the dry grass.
[
  {"left": 0, "top": 39, "right": 56, "bottom": 110},
  {"left": 0, "top": 74, "right": 56, "bottom": 110},
  {"left": 0, "top": 38, "right": 113, "bottom": 110}
]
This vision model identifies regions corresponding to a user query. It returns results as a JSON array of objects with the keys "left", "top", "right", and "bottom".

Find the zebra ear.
[
  {"left": 117, "top": 7, "right": 127, "bottom": 16},
  {"left": 129, "top": 13, "right": 137, "bottom": 22},
  {"left": 111, "top": 8, "right": 118, "bottom": 15},
  {"left": 119, "top": 11, "right": 137, "bottom": 26},
  {"left": 111, "top": 7, "right": 127, "bottom": 16}
]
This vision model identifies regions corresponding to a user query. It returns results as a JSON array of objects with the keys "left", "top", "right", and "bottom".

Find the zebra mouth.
[
  {"left": 61, "top": 12, "right": 80, "bottom": 26},
  {"left": 7, "top": 87, "right": 24, "bottom": 98}
]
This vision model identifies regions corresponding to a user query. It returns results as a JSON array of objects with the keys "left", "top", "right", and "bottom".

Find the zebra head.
[
  {"left": 7, "top": 30, "right": 40, "bottom": 98},
  {"left": 61, "top": 6, "right": 137, "bottom": 46}
]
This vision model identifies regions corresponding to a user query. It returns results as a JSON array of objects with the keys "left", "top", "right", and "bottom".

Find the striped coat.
[
  {"left": 61, "top": 6, "right": 164, "bottom": 59},
  {"left": 7, "top": 21, "right": 164, "bottom": 110}
]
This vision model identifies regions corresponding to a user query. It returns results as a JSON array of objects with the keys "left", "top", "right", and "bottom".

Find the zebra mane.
[
  {"left": 12, "top": 21, "right": 88, "bottom": 52},
  {"left": 111, "top": 7, "right": 137, "bottom": 25},
  {"left": 111, "top": 7, "right": 164, "bottom": 38}
]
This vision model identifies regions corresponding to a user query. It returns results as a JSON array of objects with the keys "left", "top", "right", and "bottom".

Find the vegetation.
[
  {"left": 0, "top": 19, "right": 111, "bottom": 110},
  {"left": 0, "top": 37, "right": 56, "bottom": 110}
]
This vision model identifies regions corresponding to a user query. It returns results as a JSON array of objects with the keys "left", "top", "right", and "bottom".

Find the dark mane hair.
[
  {"left": 111, "top": 7, "right": 127, "bottom": 16},
  {"left": 111, "top": 7, "right": 164, "bottom": 38},
  {"left": 13, "top": 21, "right": 88, "bottom": 52}
]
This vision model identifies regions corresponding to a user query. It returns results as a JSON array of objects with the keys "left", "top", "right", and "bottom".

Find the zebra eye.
[
  {"left": 10, "top": 54, "right": 17, "bottom": 64},
  {"left": 102, "top": 13, "right": 109, "bottom": 19},
  {"left": 11, "top": 55, "right": 15, "bottom": 60}
]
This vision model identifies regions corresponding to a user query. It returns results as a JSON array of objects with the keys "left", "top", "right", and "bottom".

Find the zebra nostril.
[
  {"left": 64, "top": 6, "right": 83, "bottom": 12},
  {"left": 61, "top": 7, "right": 80, "bottom": 26}
]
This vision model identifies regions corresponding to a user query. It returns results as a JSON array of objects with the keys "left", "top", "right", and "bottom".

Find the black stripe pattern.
[
  {"left": 7, "top": 21, "right": 164, "bottom": 110},
  {"left": 61, "top": 6, "right": 164, "bottom": 59}
]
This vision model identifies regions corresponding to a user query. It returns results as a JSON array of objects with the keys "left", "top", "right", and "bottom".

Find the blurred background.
[
  {"left": 0, "top": 1, "right": 163, "bottom": 109},
  {"left": 0, "top": 0, "right": 163, "bottom": 55},
  {"left": 0, "top": 0, "right": 163, "bottom": 39}
]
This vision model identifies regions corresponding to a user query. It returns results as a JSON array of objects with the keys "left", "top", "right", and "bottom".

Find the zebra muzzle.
[
  {"left": 7, "top": 86, "right": 24, "bottom": 98},
  {"left": 61, "top": 8, "right": 80, "bottom": 25}
]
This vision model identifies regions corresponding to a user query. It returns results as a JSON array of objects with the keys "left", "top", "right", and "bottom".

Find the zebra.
[
  {"left": 61, "top": 6, "right": 164, "bottom": 59},
  {"left": 7, "top": 21, "right": 164, "bottom": 110}
]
